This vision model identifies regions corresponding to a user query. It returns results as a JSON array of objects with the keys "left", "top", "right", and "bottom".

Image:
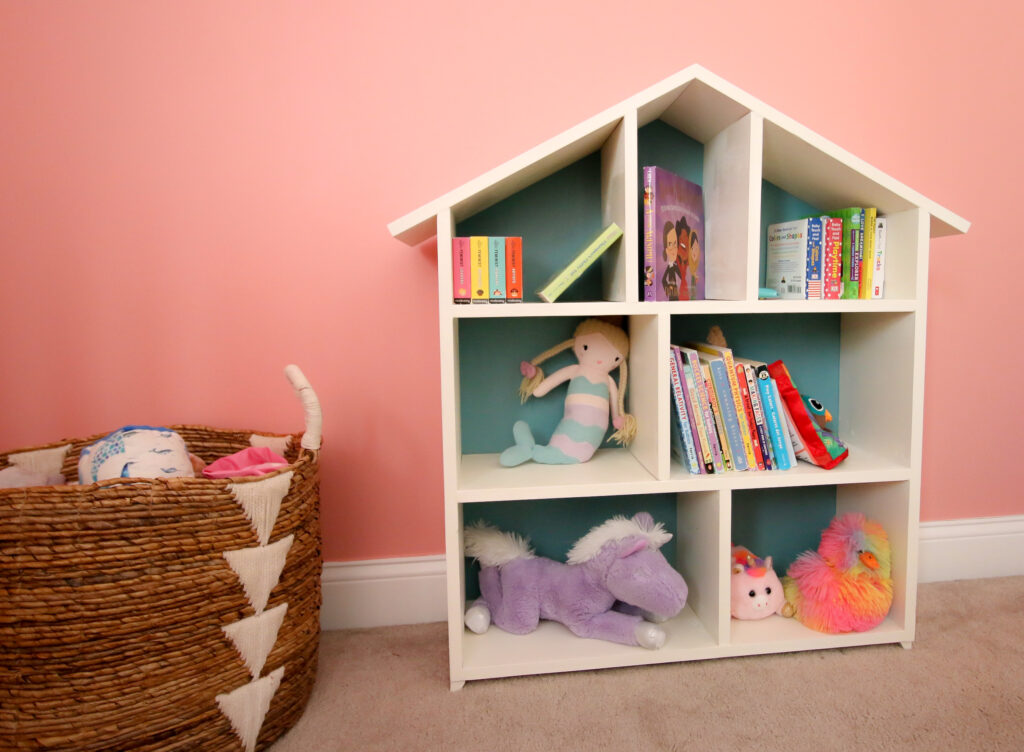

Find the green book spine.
[
  {"left": 828, "top": 208, "right": 863, "bottom": 300},
  {"left": 537, "top": 223, "right": 623, "bottom": 303}
]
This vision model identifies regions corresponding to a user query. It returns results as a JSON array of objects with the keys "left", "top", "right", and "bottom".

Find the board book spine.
[
  {"left": 859, "top": 208, "right": 877, "bottom": 299},
  {"left": 470, "top": 236, "right": 489, "bottom": 303},
  {"left": 505, "top": 236, "right": 523, "bottom": 302},
  {"left": 488, "top": 237, "right": 506, "bottom": 303},
  {"left": 537, "top": 222, "right": 622, "bottom": 303},
  {"left": 871, "top": 217, "right": 886, "bottom": 299},
  {"left": 452, "top": 237, "right": 471, "bottom": 304}
]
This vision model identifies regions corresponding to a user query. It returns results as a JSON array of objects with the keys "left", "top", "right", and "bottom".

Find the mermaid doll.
[{"left": 500, "top": 318, "right": 637, "bottom": 466}]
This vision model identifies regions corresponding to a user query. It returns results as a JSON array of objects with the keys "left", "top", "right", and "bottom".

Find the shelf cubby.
[
  {"left": 727, "top": 482, "right": 915, "bottom": 652},
  {"left": 389, "top": 65, "right": 968, "bottom": 689}
]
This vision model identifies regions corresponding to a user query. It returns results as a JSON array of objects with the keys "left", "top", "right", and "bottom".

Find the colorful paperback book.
[
  {"left": 736, "top": 364, "right": 766, "bottom": 470},
  {"left": 698, "top": 353, "right": 748, "bottom": 472},
  {"left": 505, "top": 236, "right": 523, "bottom": 303},
  {"left": 734, "top": 357, "right": 776, "bottom": 470},
  {"left": 470, "top": 236, "right": 489, "bottom": 303},
  {"left": 740, "top": 363, "right": 773, "bottom": 470},
  {"left": 537, "top": 222, "right": 623, "bottom": 303},
  {"left": 674, "top": 349, "right": 713, "bottom": 474},
  {"left": 687, "top": 342, "right": 757, "bottom": 470},
  {"left": 668, "top": 351, "right": 700, "bottom": 474},
  {"left": 702, "top": 362, "right": 734, "bottom": 471},
  {"left": 859, "top": 208, "right": 877, "bottom": 299},
  {"left": 736, "top": 356, "right": 791, "bottom": 471},
  {"left": 642, "top": 166, "right": 705, "bottom": 301},
  {"left": 822, "top": 216, "right": 843, "bottom": 300},
  {"left": 770, "top": 378, "right": 798, "bottom": 469},
  {"left": 452, "top": 237, "right": 471, "bottom": 304},
  {"left": 677, "top": 347, "right": 723, "bottom": 473},
  {"left": 871, "top": 217, "right": 887, "bottom": 299},
  {"left": 766, "top": 219, "right": 813, "bottom": 299},
  {"left": 488, "top": 237, "right": 506, "bottom": 302},
  {"left": 828, "top": 208, "right": 863, "bottom": 300}
]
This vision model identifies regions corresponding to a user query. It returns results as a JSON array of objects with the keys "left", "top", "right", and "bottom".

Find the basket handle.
[{"left": 284, "top": 364, "right": 322, "bottom": 451}]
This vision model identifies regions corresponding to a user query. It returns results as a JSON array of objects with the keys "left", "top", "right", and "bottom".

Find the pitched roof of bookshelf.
[{"left": 388, "top": 64, "right": 969, "bottom": 245}]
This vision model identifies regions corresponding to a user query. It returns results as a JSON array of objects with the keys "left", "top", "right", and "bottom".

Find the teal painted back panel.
[
  {"left": 669, "top": 312, "right": 842, "bottom": 428},
  {"left": 759, "top": 180, "right": 823, "bottom": 288},
  {"left": 463, "top": 494, "right": 680, "bottom": 600},
  {"left": 732, "top": 486, "right": 837, "bottom": 572},
  {"left": 459, "top": 316, "right": 624, "bottom": 454},
  {"left": 455, "top": 154, "right": 605, "bottom": 303}
]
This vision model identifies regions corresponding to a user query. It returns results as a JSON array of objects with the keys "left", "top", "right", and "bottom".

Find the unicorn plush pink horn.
[{"left": 463, "top": 512, "right": 688, "bottom": 649}]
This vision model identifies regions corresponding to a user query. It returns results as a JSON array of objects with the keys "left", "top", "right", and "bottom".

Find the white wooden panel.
[
  {"left": 837, "top": 482, "right": 914, "bottom": 638},
  {"left": 704, "top": 112, "right": 762, "bottom": 301},
  {"left": 881, "top": 208, "right": 925, "bottom": 300},
  {"left": 677, "top": 490, "right": 728, "bottom": 644},
  {"left": 600, "top": 114, "right": 632, "bottom": 302},
  {"left": 627, "top": 314, "right": 665, "bottom": 480},
  {"left": 839, "top": 312, "right": 917, "bottom": 465}
]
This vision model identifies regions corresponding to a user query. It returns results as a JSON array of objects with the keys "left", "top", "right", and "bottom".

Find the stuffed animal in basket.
[
  {"left": 730, "top": 544, "right": 785, "bottom": 620},
  {"left": 463, "top": 512, "right": 687, "bottom": 649},
  {"left": 781, "top": 512, "right": 893, "bottom": 633},
  {"left": 500, "top": 318, "right": 637, "bottom": 467},
  {"left": 78, "top": 425, "right": 204, "bottom": 484}
]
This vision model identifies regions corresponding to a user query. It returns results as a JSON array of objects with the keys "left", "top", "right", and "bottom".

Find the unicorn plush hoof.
[
  {"left": 635, "top": 622, "right": 666, "bottom": 650},
  {"left": 464, "top": 603, "right": 491, "bottom": 634}
]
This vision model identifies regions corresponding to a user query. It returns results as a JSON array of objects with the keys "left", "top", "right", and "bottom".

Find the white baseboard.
[
  {"left": 918, "top": 514, "right": 1024, "bottom": 583},
  {"left": 320, "top": 555, "right": 446, "bottom": 630},
  {"left": 320, "top": 515, "right": 1024, "bottom": 629}
]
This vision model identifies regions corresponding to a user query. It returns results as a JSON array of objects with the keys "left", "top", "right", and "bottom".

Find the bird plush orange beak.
[{"left": 859, "top": 551, "right": 879, "bottom": 569}]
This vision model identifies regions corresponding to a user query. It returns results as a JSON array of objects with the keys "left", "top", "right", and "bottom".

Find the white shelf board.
[
  {"left": 456, "top": 448, "right": 660, "bottom": 503},
  {"left": 449, "top": 299, "right": 919, "bottom": 319},
  {"left": 459, "top": 605, "right": 718, "bottom": 681},
  {"left": 727, "top": 614, "right": 909, "bottom": 655},
  {"left": 666, "top": 443, "right": 911, "bottom": 490}
]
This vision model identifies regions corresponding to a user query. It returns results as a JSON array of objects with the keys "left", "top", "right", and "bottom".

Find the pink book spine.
[
  {"left": 823, "top": 217, "right": 843, "bottom": 300},
  {"left": 452, "top": 237, "right": 471, "bottom": 303}
]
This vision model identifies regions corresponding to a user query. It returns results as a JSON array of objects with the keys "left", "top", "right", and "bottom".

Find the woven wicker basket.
[{"left": 1, "top": 366, "right": 323, "bottom": 752}]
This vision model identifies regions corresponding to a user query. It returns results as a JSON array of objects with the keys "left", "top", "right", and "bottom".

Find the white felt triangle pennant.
[
  {"left": 248, "top": 434, "right": 293, "bottom": 456},
  {"left": 228, "top": 471, "right": 294, "bottom": 545},
  {"left": 222, "top": 603, "right": 288, "bottom": 679},
  {"left": 223, "top": 534, "right": 294, "bottom": 615},
  {"left": 215, "top": 665, "right": 285, "bottom": 752},
  {"left": 8, "top": 444, "right": 71, "bottom": 478}
]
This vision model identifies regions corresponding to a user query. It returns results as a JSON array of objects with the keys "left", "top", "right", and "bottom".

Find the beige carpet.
[{"left": 271, "top": 576, "right": 1024, "bottom": 751}]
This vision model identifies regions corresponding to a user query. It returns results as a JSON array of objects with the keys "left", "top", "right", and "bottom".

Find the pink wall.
[{"left": 2, "top": 2, "right": 1020, "bottom": 561}]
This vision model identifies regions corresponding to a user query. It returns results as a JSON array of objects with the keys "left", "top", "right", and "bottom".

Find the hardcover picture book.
[{"left": 642, "top": 166, "right": 705, "bottom": 301}]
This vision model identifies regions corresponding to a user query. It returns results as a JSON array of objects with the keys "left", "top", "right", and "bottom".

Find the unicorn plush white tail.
[{"left": 464, "top": 521, "right": 535, "bottom": 567}]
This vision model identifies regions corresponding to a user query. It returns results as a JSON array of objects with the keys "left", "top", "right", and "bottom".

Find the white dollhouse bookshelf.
[{"left": 388, "top": 65, "right": 969, "bottom": 690}]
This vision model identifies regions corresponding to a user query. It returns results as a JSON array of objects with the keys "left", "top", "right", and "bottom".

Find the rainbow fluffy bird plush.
[{"left": 781, "top": 513, "right": 893, "bottom": 633}]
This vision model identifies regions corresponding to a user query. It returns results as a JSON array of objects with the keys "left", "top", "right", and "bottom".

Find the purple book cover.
[{"left": 643, "top": 166, "right": 705, "bottom": 301}]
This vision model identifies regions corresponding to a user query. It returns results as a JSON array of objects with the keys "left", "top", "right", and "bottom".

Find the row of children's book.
[
  {"left": 766, "top": 208, "right": 887, "bottom": 300},
  {"left": 452, "top": 223, "right": 624, "bottom": 304},
  {"left": 452, "top": 236, "right": 524, "bottom": 304},
  {"left": 670, "top": 341, "right": 800, "bottom": 474}
]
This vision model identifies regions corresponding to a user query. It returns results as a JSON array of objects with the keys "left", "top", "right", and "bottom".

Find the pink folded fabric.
[{"left": 202, "top": 446, "right": 290, "bottom": 479}]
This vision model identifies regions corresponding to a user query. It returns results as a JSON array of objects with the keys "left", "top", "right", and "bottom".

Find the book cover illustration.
[
  {"left": 642, "top": 166, "right": 705, "bottom": 301},
  {"left": 766, "top": 219, "right": 810, "bottom": 299}
]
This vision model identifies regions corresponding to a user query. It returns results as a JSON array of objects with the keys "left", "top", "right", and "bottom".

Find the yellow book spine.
[
  {"left": 470, "top": 236, "right": 489, "bottom": 303},
  {"left": 860, "top": 208, "right": 877, "bottom": 300}
]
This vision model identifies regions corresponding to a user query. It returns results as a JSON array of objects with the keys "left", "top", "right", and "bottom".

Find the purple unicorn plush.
[{"left": 463, "top": 512, "right": 688, "bottom": 649}]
